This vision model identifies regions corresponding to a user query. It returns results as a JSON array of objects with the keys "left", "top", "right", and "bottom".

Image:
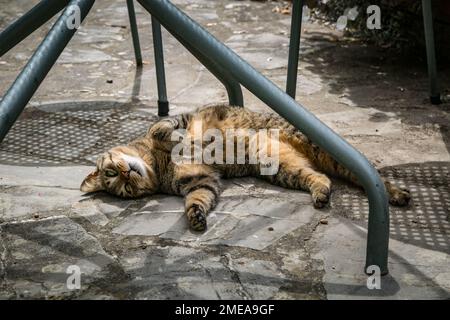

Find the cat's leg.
[
  {"left": 261, "top": 148, "right": 332, "bottom": 208},
  {"left": 174, "top": 164, "right": 221, "bottom": 231},
  {"left": 383, "top": 181, "right": 411, "bottom": 206},
  {"left": 301, "top": 143, "right": 411, "bottom": 206},
  {"left": 147, "top": 113, "right": 192, "bottom": 141}
]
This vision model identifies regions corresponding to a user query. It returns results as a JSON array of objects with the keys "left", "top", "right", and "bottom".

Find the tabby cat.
[{"left": 81, "top": 105, "right": 410, "bottom": 231}]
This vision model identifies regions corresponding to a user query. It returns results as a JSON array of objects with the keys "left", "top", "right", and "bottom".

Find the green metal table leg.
[
  {"left": 422, "top": 0, "right": 441, "bottom": 105},
  {"left": 137, "top": 0, "right": 390, "bottom": 275},
  {"left": 126, "top": 0, "right": 143, "bottom": 66},
  {"left": 0, "top": 0, "right": 71, "bottom": 57},
  {"left": 286, "top": 0, "right": 304, "bottom": 99},
  {"left": 0, "top": 0, "right": 95, "bottom": 142},
  {"left": 151, "top": 16, "right": 169, "bottom": 116}
]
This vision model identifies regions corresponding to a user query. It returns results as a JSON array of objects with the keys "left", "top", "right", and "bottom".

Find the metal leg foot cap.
[
  {"left": 158, "top": 100, "right": 169, "bottom": 117},
  {"left": 430, "top": 95, "right": 441, "bottom": 105}
]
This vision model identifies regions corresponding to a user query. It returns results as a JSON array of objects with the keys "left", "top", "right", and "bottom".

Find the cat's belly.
[{"left": 213, "top": 163, "right": 260, "bottom": 178}]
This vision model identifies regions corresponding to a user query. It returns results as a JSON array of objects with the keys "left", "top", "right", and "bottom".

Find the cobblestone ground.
[{"left": 0, "top": 0, "right": 449, "bottom": 299}]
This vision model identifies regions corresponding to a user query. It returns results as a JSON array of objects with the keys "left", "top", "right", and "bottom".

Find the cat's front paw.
[
  {"left": 312, "top": 186, "right": 330, "bottom": 209},
  {"left": 187, "top": 206, "right": 207, "bottom": 232},
  {"left": 148, "top": 120, "right": 176, "bottom": 141}
]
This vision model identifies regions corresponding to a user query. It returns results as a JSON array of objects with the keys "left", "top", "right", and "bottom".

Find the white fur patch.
[{"left": 121, "top": 154, "right": 148, "bottom": 177}]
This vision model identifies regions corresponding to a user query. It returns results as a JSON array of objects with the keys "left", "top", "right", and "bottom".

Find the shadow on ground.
[
  {"left": 0, "top": 215, "right": 402, "bottom": 299},
  {"left": 302, "top": 30, "right": 450, "bottom": 155},
  {"left": 332, "top": 162, "right": 449, "bottom": 255}
]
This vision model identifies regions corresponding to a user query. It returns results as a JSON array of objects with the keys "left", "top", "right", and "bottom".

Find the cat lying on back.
[{"left": 81, "top": 105, "right": 410, "bottom": 231}]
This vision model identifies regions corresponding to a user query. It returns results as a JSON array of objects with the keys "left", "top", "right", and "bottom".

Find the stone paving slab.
[
  {"left": 112, "top": 192, "right": 316, "bottom": 250},
  {"left": 312, "top": 217, "right": 450, "bottom": 299},
  {"left": 0, "top": 216, "right": 117, "bottom": 299}
]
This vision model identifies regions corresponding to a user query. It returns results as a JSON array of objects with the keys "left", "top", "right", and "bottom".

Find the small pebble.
[
  {"left": 106, "top": 79, "right": 113, "bottom": 84},
  {"left": 268, "top": 227, "right": 274, "bottom": 231},
  {"left": 33, "top": 213, "right": 40, "bottom": 219},
  {"left": 319, "top": 218, "right": 328, "bottom": 225}
]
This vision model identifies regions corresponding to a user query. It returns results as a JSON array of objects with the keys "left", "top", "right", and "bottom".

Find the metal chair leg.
[
  {"left": 286, "top": 0, "right": 304, "bottom": 99},
  {"left": 151, "top": 16, "right": 169, "bottom": 116},
  {"left": 0, "top": 0, "right": 95, "bottom": 142},
  {"left": 422, "top": 0, "right": 441, "bottom": 105},
  {"left": 0, "top": 0, "right": 70, "bottom": 57},
  {"left": 126, "top": 0, "right": 143, "bottom": 66}
]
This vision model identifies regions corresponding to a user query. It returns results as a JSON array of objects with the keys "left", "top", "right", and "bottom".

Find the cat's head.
[{"left": 80, "top": 146, "right": 158, "bottom": 198}]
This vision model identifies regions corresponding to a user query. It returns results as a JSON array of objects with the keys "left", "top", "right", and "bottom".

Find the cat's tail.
[{"left": 288, "top": 134, "right": 411, "bottom": 207}]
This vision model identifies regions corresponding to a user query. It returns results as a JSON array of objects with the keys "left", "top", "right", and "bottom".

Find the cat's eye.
[
  {"left": 125, "top": 183, "right": 132, "bottom": 194},
  {"left": 105, "top": 169, "right": 118, "bottom": 177}
]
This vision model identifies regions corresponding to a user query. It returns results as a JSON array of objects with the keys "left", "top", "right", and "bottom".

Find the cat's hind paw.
[
  {"left": 389, "top": 187, "right": 411, "bottom": 207},
  {"left": 187, "top": 206, "right": 207, "bottom": 232}
]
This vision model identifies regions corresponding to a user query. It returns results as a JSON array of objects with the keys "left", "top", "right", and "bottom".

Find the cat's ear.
[{"left": 80, "top": 170, "right": 104, "bottom": 193}]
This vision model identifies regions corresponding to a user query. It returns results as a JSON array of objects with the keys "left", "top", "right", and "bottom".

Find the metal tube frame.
[
  {"left": 0, "top": 0, "right": 389, "bottom": 274},
  {"left": 0, "top": 0, "right": 95, "bottom": 141},
  {"left": 136, "top": 0, "right": 390, "bottom": 275},
  {"left": 286, "top": 0, "right": 303, "bottom": 99},
  {"left": 151, "top": 16, "right": 170, "bottom": 116},
  {"left": 422, "top": 0, "right": 441, "bottom": 105},
  {"left": 126, "top": 0, "right": 143, "bottom": 66},
  {"left": 0, "top": 0, "right": 71, "bottom": 57}
]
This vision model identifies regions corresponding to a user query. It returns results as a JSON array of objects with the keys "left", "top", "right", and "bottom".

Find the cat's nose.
[{"left": 121, "top": 170, "right": 130, "bottom": 180}]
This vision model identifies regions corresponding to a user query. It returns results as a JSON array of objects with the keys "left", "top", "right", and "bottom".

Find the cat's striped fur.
[{"left": 81, "top": 105, "right": 410, "bottom": 231}]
